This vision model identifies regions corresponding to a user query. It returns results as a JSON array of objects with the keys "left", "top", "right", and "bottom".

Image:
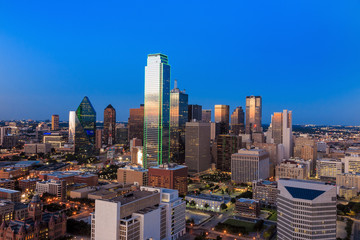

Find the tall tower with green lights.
[
  {"left": 75, "top": 96, "right": 96, "bottom": 155},
  {"left": 143, "top": 54, "right": 170, "bottom": 168}
]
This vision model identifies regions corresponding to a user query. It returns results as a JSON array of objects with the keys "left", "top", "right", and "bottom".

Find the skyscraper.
[
  {"left": 268, "top": 110, "right": 293, "bottom": 159},
  {"left": 214, "top": 105, "right": 229, "bottom": 134},
  {"left": 230, "top": 106, "right": 245, "bottom": 135},
  {"left": 185, "top": 122, "right": 211, "bottom": 174},
  {"left": 128, "top": 104, "right": 144, "bottom": 142},
  {"left": 143, "top": 54, "right": 170, "bottom": 168},
  {"left": 75, "top": 96, "right": 96, "bottom": 155},
  {"left": 103, "top": 104, "right": 116, "bottom": 146},
  {"left": 202, "top": 109, "right": 212, "bottom": 122},
  {"left": 245, "top": 96, "right": 262, "bottom": 135},
  {"left": 51, "top": 115, "right": 59, "bottom": 131},
  {"left": 215, "top": 135, "right": 242, "bottom": 172},
  {"left": 188, "top": 104, "right": 202, "bottom": 122},
  {"left": 68, "top": 111, "right": 76, "bottom": 144},
  {"left": 277, "top": 179, "right": 336, "bottom": 240},
  {"left": 170, "top": 80, "right": 188, "bottom": 164}
]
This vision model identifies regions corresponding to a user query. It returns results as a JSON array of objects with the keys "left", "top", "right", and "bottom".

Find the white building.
[
  {"left": 277, "top": 179, "right": 336, "bottom": 240},
  {"left": 91, "top": 186, "right": 185, "bottom": 240},
  {"left": 68, "top": 111, "right": 76, "bottom": 144},
  {"left": 231, "top": 149, "right": 269, "bottom": 183},
  {"left": 185, "top": 194, "right": 229, "bottom": 212},
  {"left": 35, "top": 179, "right": 66, "bottom": 200}
]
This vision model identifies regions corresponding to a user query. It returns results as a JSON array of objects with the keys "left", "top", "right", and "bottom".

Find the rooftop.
[
  {"left": 149, "top": 163, "right": 187, "bottom": 170},
  {"left": 109, "top": 190, "right": 158, "bottom": 205},
  {"left": 0, "top": 188, "right": 20, "bottom": 194},
  {"left": 186, "top": 194, "right": 228, "bottom": 203},
  {"left": 238, "top": 198, "right": 258, "bottom": 204}
]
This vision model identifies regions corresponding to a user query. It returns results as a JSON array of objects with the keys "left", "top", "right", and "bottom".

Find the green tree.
[
  {"left": 204, "top": 203, "right": 210, "bottom": 209},
  {"left": 190, "top": 200, "right": 196, "bottom": 207},
  {"left": 220, "top": 203, "right": 227, "bottom": 210}
]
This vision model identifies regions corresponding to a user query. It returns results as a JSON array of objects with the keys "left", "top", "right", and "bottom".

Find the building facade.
[
  {"left": 143, "top": 54, "right": 171, "bottom": 168},
  {"left": 214, "top": 105, "right": 229, "bottom": 134},
  {"left": 91, "top": 187, "right": 186, "bottom": 240},
  {"left": 188, "top": 104, "right": 202, "bottom": 122},
  {"left": 103, "top": 104, "right": 116, "bottom": 146},
  {"left": 230, "top": 106, "right": 245, "bottom": 135},
  {"left": 185, "top": 122, "right": 211, "bottom": 174},
  {"left": 231, "top": 149, "right": 269, "bottom": 183},
  {"left": 170, "top": 80, "right": 188, "bottom": 164},
  {"left": 252, "top": 180, "right": 277, "bottom": 206},
  {"left": 128, "top": 104, "right": 144, "bottom": 141},
  {"left": 277, "top": 179, "right": 337, "bottom": 240},
  {"left": 75, "top": 96, "right": 96, "bottom": 155},
  {"left": 202, "top": 109, "right": 211, "bottom": 123},
  {"left": 245, "top": 96, "right": 262, "bottom": 135},
  {"left": 215, "top": 135, "right": 241, "bottom": 172},
  {"left": 51, "top": 115, "right": 59, "bottom": 131},
  {"left": 148, "top": 164, "right": 188, "bottom": 196}
]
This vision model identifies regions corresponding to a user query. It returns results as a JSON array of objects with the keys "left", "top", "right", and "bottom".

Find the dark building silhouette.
[
  {"left": 188, "top": 104, "right": 202, "bottom": 122},
  {"left": 104, "top": 104, "right": 116, "bottom": 145}
]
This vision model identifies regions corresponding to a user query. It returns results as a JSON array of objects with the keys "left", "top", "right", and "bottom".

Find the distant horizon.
[{"left": 1, "top": 1, "right": 360, "bottom": 125}]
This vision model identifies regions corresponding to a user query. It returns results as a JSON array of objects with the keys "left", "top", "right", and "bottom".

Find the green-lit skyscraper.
[
  {"left": 143, "top": 53, "right": 170, "bottom": 168},
  {"left": 75, "top": 96, "right": 96, "bottom": 155},
  {"left": 170, "top": 80, "right": 188, "bottom": 164}
]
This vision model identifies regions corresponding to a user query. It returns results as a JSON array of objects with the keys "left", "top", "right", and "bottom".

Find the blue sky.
[{"left": 1, "top": 0, "right": 360, "bottom": 125}]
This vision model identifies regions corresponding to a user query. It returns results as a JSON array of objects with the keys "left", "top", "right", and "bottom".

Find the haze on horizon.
[{"left": 1, "top": 1, "right": 360, "bottom": 125}]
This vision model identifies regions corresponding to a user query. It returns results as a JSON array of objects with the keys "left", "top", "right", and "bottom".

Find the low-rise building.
[
  {"left": 0, "top": 188, "right": 20, "bottom": 202},
  {"left": 19, "top": 178, "right": 39, "bottom": 192},
  {"left": 275, "top": 160, "right": 309, "bottom": 181},
  {"left": 148, "top": 163, "right": 188, "bottom": 196},
  {"left": 35, "top": 180, "right": 66, "bottom": 201},
  {"left": 252, "top": 180, "right": 277, "bottom": 206},
  {"left": 235, "top": 198, "right": 260, "bottom": 218},
  {"left": 316, "top": 159, "right": 343, "bottom": 181},
  {"left": 117, "top": 165, "right": 148, "bottom": 186},
  {"left": 339, "top": 186, "right": 357, "bottom": 201},
  {"left": 336, "top": 173, "right": 360, "bottom": 193},
  {"left": 0, "top": 179, "right": 15, "bottom": 190},
  {"left": 185, "top": 194, "right": 230, "bottom": 212}
]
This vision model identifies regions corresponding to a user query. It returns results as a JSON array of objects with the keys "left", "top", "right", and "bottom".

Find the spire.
[{"left": 174, "top": 79, "right": 178, "bottom": 89}]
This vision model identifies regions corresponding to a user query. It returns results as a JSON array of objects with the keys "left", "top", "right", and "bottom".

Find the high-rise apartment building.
[
  {"left": 231, "top": 149, "right": 269, "bottom": 183},
  {"left": 230, "top": 106, "right": 245, "bottom": 135},
  {"left": 214, "top": 105, "right": 229, "bottom": 134},
  {"left": 170, "top": 80, "right": 188, "bottom": 164},
  {"left": 188, "top": 104, "right": 202, "bottom": 122},
  {"left": 68, "top": 111, "right": 76, "bottom": 144},
  {"left": 128, "top": 104, "right": 144, "bottom": 142},
  {"left": 185, "top": 122, "right": 211, "bottom": 174},
  {"left": 148, "top": 164, "right": 188, "bottom": 196},
  {"left": 277, "top": 179, "right": 337, "bottom": 240},
  {"left": 0, "top": 127, "right": 11, "bottom": 146},
  {"left": 91, "top": 187, "right": 186, "bottom": 240},
  {"left": 245, "top": 96, "right": 262, "bottom": 135},
  {"left": 215, "top": 135, "right": 241, "bottom": 172},
  {"left": 267, "top": 109, "right": 293, "bottom": 159},
  {"left": 202, "top": 109, "right": 211, "bottom": 122},
  {"left": 75, "top": 96, "right": 96, "bottom": 155},
  {"left": 143, "top": 54, "right": 170, "bottom": 168},
  {"left": 51, "top": 115, "right": 59, "bottom": 131},
  {"left": 103, "top": 104, "right": 116, "bottom": 146}
]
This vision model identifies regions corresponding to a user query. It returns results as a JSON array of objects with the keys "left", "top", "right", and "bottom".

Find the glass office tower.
[
  {"left": 68, "top": 111, "right": 76, "bottom": 143},
  {"left": 143, "top": 54, "right": 170, "bottom": 168},
  {"left": 170, "top": 80, "right": 188, "bottom": 164},
  {"left": 75, "top": 96, "right": 96, "bottom": 155}
]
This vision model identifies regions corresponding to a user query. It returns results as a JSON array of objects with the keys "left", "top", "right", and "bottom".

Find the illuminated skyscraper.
[
  {"left": 188, "top": 104, "right": 202, "bottom": 122},
  {"left": 245, "top": 96, "right": 262, "bottom": 135},
  {"left": 231, "top": 106, "right": 245, "bottom": 135},
  {"left": 214, "top": 104, "right": 229, "bottom": 134},
  {"left": 268, "top": 110, "right": 293, "bottom": 159},
  {"left": 202, "top": 109, "right": 212, "bottom": 123},
  {"left": 143, "top": 54, "right": 170, "bottom": 168},
  {"left": 103, "top": 104, "right": 116, "bottom": 145},
  {"left": 128, "top": 104, "right": 144, "bottom": 142},
  {"left": 170, "top": 80, "right": 188, "bottom": 164},
  {"left": 68, "top": 111, "right": 76, "bottom": 143},
  {"left": 51, "top": 115, "right": 59, "bottom": 131},
  {"left": 75, "top": 96, "right": 96, "bottom": 155}
]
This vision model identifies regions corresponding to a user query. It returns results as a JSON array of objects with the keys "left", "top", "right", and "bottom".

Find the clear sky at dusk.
[{"left": 1, "top": 1, "right": 360, "bottom": 125}]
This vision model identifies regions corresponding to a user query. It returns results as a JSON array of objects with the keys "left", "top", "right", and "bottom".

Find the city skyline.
[{"left": 1, "top": 1, "right": 360, "bottom": 125}]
